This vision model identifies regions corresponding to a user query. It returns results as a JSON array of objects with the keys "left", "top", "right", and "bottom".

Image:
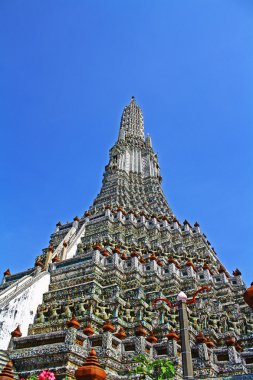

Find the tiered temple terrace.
[{"left": 0, "top": 98, "right": 253, "bottom": 379}]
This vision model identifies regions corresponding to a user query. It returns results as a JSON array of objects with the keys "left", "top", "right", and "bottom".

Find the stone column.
[
  {"left": 65, "top": 327, "right": 78, "bottom": 345},
  {"left": 167, "top": 339, "right": 178, "bottom": 357},
  {"left": 102, "top": 331, "right": 113, "bottom": 353},
  {"left": 131, "top": 256, "right": 139, "bottom": 270},
  {"left": 168, "top": 262, "right": 176, "bottom": 274},
  {"left": 228, "top": 345, "right": 241, "bottom": 364},
  {"left": 135, "top": 336, "right": 146, "bottom": 354},
  {"left": 44, "top": 246, "right": 53, "bottom": 270},
  {"left": 178, "top": 300, "right": 194, "bottom": 380},
  {"left": 61, "top": 241, "right": 68, "bottom": 261},
  {"left": 198, "top": 343, "right": 209, "bottom": 361},
  {"left": 92, "top": 251, "right": 101, "bottom": 265}
]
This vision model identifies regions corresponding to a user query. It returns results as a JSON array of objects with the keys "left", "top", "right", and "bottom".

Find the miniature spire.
[
  {"left": 83, "top": 322, "right": 95, "bottom": 336},
  {"left": 11, "top": 326, "right": 22, "bottom": 338},
  {"left": 0, "top": 361, "right": 14, "bottom": 380},
  {"left": 4, "top": 269, "right": 11, "bottom": 277},
  {"left": 145, "top": 133, "right": 152, "bottom": 147},
  {"left": 118, "top": 128, "right": 125, "bottom": 141},
  {"left": 119, "top": 97, "right": 144, "bottom": 141},
  {"left": 244, "top": 282, "right": 253, "bottom": 309},
  {"left": 75, "top": 348, "right": 106, "bottom": 380},
  {"left": 67, "top": 314, "right": 80, "bottom": 329}
]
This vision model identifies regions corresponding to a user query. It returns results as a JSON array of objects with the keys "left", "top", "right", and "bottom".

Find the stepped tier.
[{"left": 1, "top": 99, "right": 253, "bottom": 379}]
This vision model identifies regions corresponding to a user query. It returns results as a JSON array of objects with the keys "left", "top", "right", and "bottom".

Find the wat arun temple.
[{"left": 0, "top": 98, "right": 253, "bottom": 379}]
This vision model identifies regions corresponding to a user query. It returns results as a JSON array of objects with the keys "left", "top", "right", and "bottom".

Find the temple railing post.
[{"left": 178, "top": 300, "right": 194, "bottom": 380}]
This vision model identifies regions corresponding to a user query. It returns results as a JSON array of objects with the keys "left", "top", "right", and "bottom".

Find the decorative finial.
[
  {"left": 166, "top": 329, "right": 179, "bottom": 341},
  {"left": 0, "top": 360, "right": 14, "bottom": 380},
  {"left": 145, "top": 133, "right": 152, "bottom": 148},
  {"left": 114, "top": 327, "right": 127, "bottom": 340},
  {"left": 244, "top": 282, "right": 253, "bottom": 309},
  {"left": 177, "top": 291, "right": 188, "bottom": 301},
  {"left": 196, "top": 331, "right": 207, "bottom": 344},
  {"left": 75, "top": 348, "right": 106, "bottom": 380},
  {"left": 4, "top": 269, "right": 11, "bottom": 277},
  {"left": 35, "top": 259, "right": 43, "bottom": 268},
  {"left": 11, "top": 326, "right": 22, "bottom": 338},
  {"left": 83, "top": 322, "right": 95, "bottom": 336},
  {"left": 119, "top": 97, "right": 144, "bottom": 140},
  {"left": 146, "top": 331, "right": 158, "bottom": 344},
  {"left": 135, "top": 321, "right": 147, "bottom": 337},
  {"left": 102, "top": 320, "right": 115, "bottom": 333},
  {"left": 67, "top": 314, "right": 80, "bottom": 329},
  {"left": 52, "top": 255, "right": 60, "bottom": 263}
]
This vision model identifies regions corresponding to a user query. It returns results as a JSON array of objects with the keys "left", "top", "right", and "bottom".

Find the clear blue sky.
[{"left": 0, "top": 1, "right": 252, "bottom": 285}]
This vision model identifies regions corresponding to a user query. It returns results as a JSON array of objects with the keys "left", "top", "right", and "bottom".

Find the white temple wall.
[
  {"left": 66, "top": 236, "right": 83, "bottom": 260},
  {"left": 0, "top": 272, "right": 50, "bottom": 349}
]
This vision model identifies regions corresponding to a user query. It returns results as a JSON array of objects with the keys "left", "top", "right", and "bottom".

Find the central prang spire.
[
  {"left": 90, "top": 97, "right": 172, "bottom": 217},
  {"left": 119, "top": 96, "right": 144, "bottom": 141}
]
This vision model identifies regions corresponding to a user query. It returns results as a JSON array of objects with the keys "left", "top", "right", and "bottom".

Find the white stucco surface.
[{"left": 0, "top": 272, "right": 50, "bottom": 349}]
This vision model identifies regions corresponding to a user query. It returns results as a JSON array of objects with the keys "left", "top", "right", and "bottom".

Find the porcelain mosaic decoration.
[{"left": 0, "top": 98, "right": 253, "bottom": 379}]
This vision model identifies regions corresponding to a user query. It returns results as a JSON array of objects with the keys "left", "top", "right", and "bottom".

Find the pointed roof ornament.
[
  {"left": 35, "top": 259, "right": 43, "bottom": 268},
  {"left": 0, "top": 361, "right": 14, "bottom": 380},
  {"left": 102, "top": 320, "right": 115, "bottom": 333},
  {"left": 52, "top": 255, "right": 60, "bottom": 263},
  {"left": 114, "top": 327, "right": 127, "bottom": 340},
  {"left": 244, "top": 282, "right": 253, "bottom": 309},
  {"left": 166, "top": 329, "right": 179, "bottom": 341},
  {"left": 4, "top": 269, "right": 11, "bottom": 277},
  {"left": 146, "top": 331, "right": 158, "bottom": 344},
  {"left": 11, "top": 325, "right": 22, "bottom": 338},
  {"left": 135, "top": 321, "right": 147, "bottom": 337},
  {"left": 119, "top": 97, "right": 144, "bottom": 141},
  {"left": 145, "top": 133, "right": 152, "bottom": 148},
  {"left": 75, "top": 348, "right": 106, "bottom": 380},
  {"left": 118, "top": 128, "right": 125, "bottom": 141},
  {"left": 83, "top": 322, "right": 95, "bottom": 336},
  {"left": 67, "top": 314, "right": 80, "bottom": 329}
]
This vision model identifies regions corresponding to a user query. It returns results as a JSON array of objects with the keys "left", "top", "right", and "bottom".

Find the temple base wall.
[{"left": 0, "top": 272, "right": 50, "bottom": 349}]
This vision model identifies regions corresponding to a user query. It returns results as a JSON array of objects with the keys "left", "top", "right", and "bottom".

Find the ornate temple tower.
[
  {"left": 91, "top": 96, "right": 171, "bottom": 217},
  {"left": 0, "top": 98, "right": 253, "bottom": 379}
]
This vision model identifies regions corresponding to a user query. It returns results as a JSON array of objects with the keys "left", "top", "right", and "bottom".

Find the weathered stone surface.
[{"left": 0, "top": 271, "right": 50, "bottom": 350}]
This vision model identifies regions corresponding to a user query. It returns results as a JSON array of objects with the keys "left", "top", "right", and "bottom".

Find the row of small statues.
[
  {"left": 35, "top": 298, "right": 170, "bottom": 325},
  {"left": 35, "top": 298, "right": 253, "bottom": 337}
]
